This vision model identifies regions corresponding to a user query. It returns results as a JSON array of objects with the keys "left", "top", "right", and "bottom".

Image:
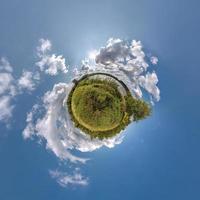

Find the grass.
[{"left": 67, "top": 75, "right": 151, "bottom": 139}]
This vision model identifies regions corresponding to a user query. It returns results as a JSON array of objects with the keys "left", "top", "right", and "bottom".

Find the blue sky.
[{"left": 0, "top": 0, "right": 200, "bottom": 199}]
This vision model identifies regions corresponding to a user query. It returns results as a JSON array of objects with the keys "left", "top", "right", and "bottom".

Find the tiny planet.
[{"left": 67, "top": 73, "right": 151, "bottom": 139}]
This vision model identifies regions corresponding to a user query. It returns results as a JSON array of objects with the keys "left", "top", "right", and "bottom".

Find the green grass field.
[{"left": 67, "top": 75, "right": 151, "bottom": 139}]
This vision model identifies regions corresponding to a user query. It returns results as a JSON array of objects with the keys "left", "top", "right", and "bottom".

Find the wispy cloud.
[{"left": 49, "top": 169, "right": 89, "bottom": 187}]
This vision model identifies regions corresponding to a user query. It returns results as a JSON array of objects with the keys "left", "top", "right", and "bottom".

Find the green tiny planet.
[{"left": 67, "top": 73, "right": 151, "bottom": 139}]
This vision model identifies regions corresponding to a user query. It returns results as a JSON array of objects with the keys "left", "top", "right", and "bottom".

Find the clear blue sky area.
[{"left": 0, "top": 0, "right": 200, "bottom": 199}]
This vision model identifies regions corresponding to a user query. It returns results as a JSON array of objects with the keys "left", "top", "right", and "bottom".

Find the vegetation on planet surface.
[{"left": 67, "top": 73, "right": 151, "bottom": 139}]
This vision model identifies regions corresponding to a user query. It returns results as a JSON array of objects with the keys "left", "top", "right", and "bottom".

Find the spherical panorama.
[{"left": 67, "top": 73, "right": 151, "bottom": 139}]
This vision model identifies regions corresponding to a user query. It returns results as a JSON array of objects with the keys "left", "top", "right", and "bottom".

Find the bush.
[{"left": 125, "top": 93, "right": 151, "bottom": 121}]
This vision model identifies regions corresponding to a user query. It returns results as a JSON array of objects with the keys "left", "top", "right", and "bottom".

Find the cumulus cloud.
[
  {"left": 0, "top": 96, "right": 14, "bottom": 122},
  {"left": 0, "top": 58, "right": 16, "bottom": 96},
  {"left": 0, "top": 40, "right": 69, "bottom": 125},
  {"left": 18, "top": 71, "right": 40, "bottom": 92},
  {"left": 0, "top": 72, "right": 14, "bottom": 95},
  {"left": 139, "top": 72, "right": 160, "bottom": 101},
  {"left": 36, "top": 39, "right": 68, "bottom": 76},
  {"left": 95, "top": 38, "right": 129, "bottom": 65},
  {"left": 37, "top": 38, "right": 52, "bottom": 55},
  {"left": 23, "top": 82, "right": 123, "bottom": 163},
  {"left": 95, "top": 39, "right": 148, "bottom": 70},
  {"left": 0, "top": 58, "right": 16, "bottom": 122},
  {"left": 49, "top": 169, "right": 88, "bottom": 187},
  {"left": 0, "top": 57, "right": 40, "bottom": 124},
  {"left": 23, "top": 37, "right": 160, "bottom": 187},
  {"left": 79, "top": 38, "right": 160, "bottom": 102}
]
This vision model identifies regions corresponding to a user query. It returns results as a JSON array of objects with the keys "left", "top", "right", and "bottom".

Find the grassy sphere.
[{"left": 67, "top": 73, "right": 151, "bottom": 139}]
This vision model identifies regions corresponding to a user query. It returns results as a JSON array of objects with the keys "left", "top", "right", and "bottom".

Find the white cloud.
[
  {"left": 0, "top": 57, "right": 13, "bottom": 72},
  {"left": 18, "top": 71, "right": 39, "bottom": 92},
  {"left": 0, "top": 39, "right": 68, "bottom": 125},
  {"left": 139, "top": 72, "right": 160, "bottom": 102},
  {"left": 0, "top": 57, "right": 16, "bottom": 96},
  {"left": 0, "top": 96, "right": 14, "bottom": 122},
  {"left": 88, "top": 50, "right": 98, "bottom": 60},
  {"left": 23, "top": 82, "right": 123, "bottom": 163},
  {"left": 150, "top": 56, "right": 158, "bottom": 65},
  {"left": 36, "top": 54, "right": 68, "bottom": 76},
  {"left": 37, "top": 38, "right": 52, "bottom": 55},
  {"left": 0, "top": 57, "right": 40, "bottom": 124},
  {"left": 79, "top": 38, "right": 160, "bottom": 103},
  {"left": 23, "top": 38, "right": 160, "bottom": 166},
  {"left": 95, "top": 38, "right": 129, "bottom": 65},
  {"left": 0, "top": 73, "right": 14, "bottom": 95},
  {"left": 23, "top": 104, "right": 39, "bottom": 139},
  {"left": 23, "top": 37, "right": 160, "bottom": 187},
  {"left": 36, "top": 39, "right": 68, "bottom": 76},
  {"left": 0, "top": 58, "right": 16, "bottom": 123},
  {"left": 49, "top": 169, "right": 88, "bottom": 187}
]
